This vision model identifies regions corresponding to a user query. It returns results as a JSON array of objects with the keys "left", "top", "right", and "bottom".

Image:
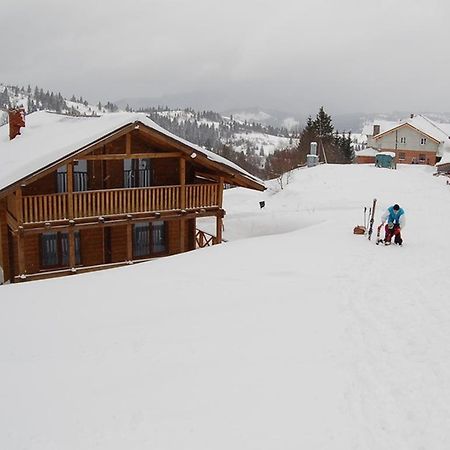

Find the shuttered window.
[
  {"left": 133, "top": 221, "right": 167, "bottom": 258},
  {"left": 41, "top": 231, "right": 81, "bottom": 268},
  {"left": 152, "top": 221, "right": 166, "bottom": 253},
  {"left": 133, "top": 222, "right": 151, "bottom": 257},
  {"left": 41, "top": 233, "right": 59, "bottom": 267}
]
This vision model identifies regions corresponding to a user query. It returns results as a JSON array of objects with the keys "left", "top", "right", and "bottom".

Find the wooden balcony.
[{"left": 20, "top": 183, "right": 220, "bottom": 224}]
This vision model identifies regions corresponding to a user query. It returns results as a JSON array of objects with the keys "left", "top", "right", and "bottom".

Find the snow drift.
[{"left": 1, "top": 164, "right": 450, "bottom": 449}]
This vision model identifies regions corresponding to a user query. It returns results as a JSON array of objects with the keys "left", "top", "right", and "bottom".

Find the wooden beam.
[
  {"left": 80, "top": 152, "right": 182, "bottom": 161},
  {"left": 19, "top": 210, "right": 217, "bottom": 235},
  {"left": 126, "top": 133, "right": 131, "bottom": 156},
  {"left": 195, "top": 171, "right": 219, "bottom": 182},
  {"left": 13, "top": 257, "right": 158, "bottom": 283},
  {"left": 68, "top": 228, "right": 76, "bottom": 269},
  {"left": 218, "top": 176, "right": 224, "bottom": 209},
  {"left": 180, "top": 219, "right": 186, "bottom": 253},
  {"left": 17, "top": 229, "right": 25, "bottom": 277},
  {"left": 67, "top": 162, "right": 74, "bottom": 219},
  {"left": 15, "top": 189, "right": 23, "bottom": 225},
  {"left": 126, "top": 223, "right": 133, "bottom": 262},
  {"left": 6, "top": 211, "right": 18, "bottom": 230},
  {"left": 0, "top": 199, "right": 11, "bottom": 282},
  {"left": 179, "top": 158, "right": 186, "bottom": 209},
  {"left": 215, "top": 213, "right": 223, "bottom": 245}
]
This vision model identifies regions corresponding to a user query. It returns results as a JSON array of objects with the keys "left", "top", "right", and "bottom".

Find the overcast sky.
[{"left": 2, "top": 0, "right": 450, "bottom": 116}]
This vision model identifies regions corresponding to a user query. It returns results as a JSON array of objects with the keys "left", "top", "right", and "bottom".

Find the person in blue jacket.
[{"left": 378, "top": 204, "right": 405, "bottom": 245}]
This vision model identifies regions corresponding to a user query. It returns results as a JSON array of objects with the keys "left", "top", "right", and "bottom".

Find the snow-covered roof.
[
  {"left": 0, "top": 111, "right": 264, "bottom": 193},
  {"left": 436, "top": 152, "right": 450, "bottom": 166},
  {"left": 362, "top": 120, "right": 398, "bottom": 136},
  {"left": 355, "top": 147, "right": 378, "bottom": 157}
]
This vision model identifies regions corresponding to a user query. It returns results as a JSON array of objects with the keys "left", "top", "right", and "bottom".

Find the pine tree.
[{"left": 313, "top": 106, "right": 333, "bottom": 137}]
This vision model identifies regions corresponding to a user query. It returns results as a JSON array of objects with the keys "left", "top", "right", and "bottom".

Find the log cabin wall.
[
  {"left": 105, "top": 159, "right": 124, "bottom": 189},
  {"left": 167, "top": 218, "right": 196, "bottom": 254},
  {"left": 88, "top": 160, "right": 104, "bottom": 190},
  {"left": 130, "top": 131, "right": 153, "bottom": 153},
  {"left": 152, "top": 158, "right": 179, "bottom": 186},
  {"left": 0, "top": 199, "right": 9, "bottom": 280},
  {"left": 23, "top": 234, "right": 40, "bottom": 274},
  {"left": 23, "top": 172, "right": 57, "bottom": 196},
  {"left": 111, "top": 225, "right": 128, "bottom": 263},
  {"left": 80, "top": 228, "right": 104, "bottom": 266}
]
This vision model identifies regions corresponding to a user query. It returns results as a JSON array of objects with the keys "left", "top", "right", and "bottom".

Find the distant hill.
[{"left": 0, "top": 83, "right": 298, "bottom": 179}]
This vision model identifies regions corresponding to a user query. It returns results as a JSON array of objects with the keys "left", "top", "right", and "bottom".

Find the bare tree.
[{"left": 265, "top": 148, "right": 297, "bottom": 189}]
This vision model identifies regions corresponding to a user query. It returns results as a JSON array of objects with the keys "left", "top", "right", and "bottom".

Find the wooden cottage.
[{"left": 0, "top": 110, "right": 265, "bottom": 283}]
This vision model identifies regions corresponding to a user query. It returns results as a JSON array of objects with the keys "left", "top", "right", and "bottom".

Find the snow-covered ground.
[
  {"left": 2, "top": 164, "right": 450, "bottom": 449},
  {"left": 231, "top": 131, "right": 296, "bottom": 156}
]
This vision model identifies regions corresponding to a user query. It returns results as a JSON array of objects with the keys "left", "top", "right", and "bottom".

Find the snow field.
[{"left": 1, "top": 164, "right": 450, "bottom": 449}]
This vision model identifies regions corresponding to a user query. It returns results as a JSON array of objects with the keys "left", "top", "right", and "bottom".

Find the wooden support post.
[
  {"left": 179, "top": 158, "right": 186, "bottom": 252},
  {"left": 127, "top": 223, "right": 133, "bottom": 262},
  {"left": 15, "top": 188, "right": 23, "bottom": 225},
  {"left": 180, "top": 219, "right": 186, "bottom": 252},
  {"left": 126, "top": 133, "right": 131, "bottom": 156},
  {"left": 218, "top": 176, "right": 224, "bottom": 208},
  {"left": 215, "top": 213, "right": 223, "bottom": 245},
  {"left": 0, "top": 199, "right": 10, "bottom": 282},
  {"left": 180, "top": 158, "right": 186, "bottom": 209},
  {"left": 68, "top": 228, "right": 76, "bottom": 269},
  {"left": 17, "top": 228, "right": 25, "bottom": 278},
  {"left": 67, "top": 161, "right": 74, "bottom": 219}
]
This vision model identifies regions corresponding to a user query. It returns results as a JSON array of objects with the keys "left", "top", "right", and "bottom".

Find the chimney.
[
  {"left": 373, "top": 124, "right": 380, "bottom": 136},
  {"left": 8, "top": 108, "right": 26, "bottom": 140},
  {"left": 410, "top": 113, "right": 414, "bottom": 119}
]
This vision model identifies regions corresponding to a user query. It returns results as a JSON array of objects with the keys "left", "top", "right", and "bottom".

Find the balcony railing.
[{"left": 21, "top": 183, "right": 219, "bottom": 224}]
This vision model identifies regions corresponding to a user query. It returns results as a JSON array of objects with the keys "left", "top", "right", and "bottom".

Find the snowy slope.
[{"left": 2, "top": 165, "right": 450, "bottom": 449}]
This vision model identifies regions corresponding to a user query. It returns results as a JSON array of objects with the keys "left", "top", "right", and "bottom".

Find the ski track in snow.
[{"left": 1, "top": 164, "right": 450, "bottom": 449}]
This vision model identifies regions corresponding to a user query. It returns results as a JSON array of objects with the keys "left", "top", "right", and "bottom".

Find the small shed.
[
  {"left": 375, "top": 152, "right": 396, "bottom": 169},
  {"left": 355, "top": 147, "right": 378, "bottom": 164}
]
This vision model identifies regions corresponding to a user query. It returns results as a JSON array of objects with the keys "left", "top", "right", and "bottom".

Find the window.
[
  {"left": 124, "top": 159, "right": 151, "bottom": 188},
  {"left": 133, "top": 222, "right": 151, "bottom": 257},
  {"left": 57, "top": 166, "right": 67, "bottom": 193},
  {"left": 56, "top": 161, "right": 88, "bottom": 193},
  {"left": 399, "top": 152, "right": 406, "bottom": 161},
  {"left": 420, "top": 137, "right": 427, "bottom": 145},
  {"left": 41, "top": 231, "right": 81, "bottom": 268},
  {"left": 133, "top": 221, "right": 166, "bottom": 258},
  {"left": 74, "top": 160, "right": 88, "bottom": 191},
  {"left": 419, "top": 153, "right": 426, "bottom": 163},
  {"left": 152, "top": 221, "right": 166, "bottom": 253},
  {"left": 400, "top": 137, "right": 406, "bottom": 144}
]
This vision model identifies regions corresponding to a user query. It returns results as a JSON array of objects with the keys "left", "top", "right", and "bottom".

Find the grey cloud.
[{"left": 1, "top": 0, "right": 450, "bottom": 116}]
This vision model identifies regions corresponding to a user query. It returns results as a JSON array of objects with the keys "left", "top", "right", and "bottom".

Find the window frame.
[
  {"left": 124, "top": 158, "right": 152, "bottom": 188},
  {"left": 420, "top": 137, "right": 427, "bottom": 145},
  {"left": 56, "top": 162, "right": 88, "bottom": 193},
  {"left": 132, "top": 221, "right": 167, "bottom": 259},
  {"left": 40, "top": 231, "right": 81, "bottom": 269}
]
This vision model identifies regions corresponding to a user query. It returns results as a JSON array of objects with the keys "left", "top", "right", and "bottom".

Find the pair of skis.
[{"left": 367, "top": 198, "right": 384, "bottom": 244}]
